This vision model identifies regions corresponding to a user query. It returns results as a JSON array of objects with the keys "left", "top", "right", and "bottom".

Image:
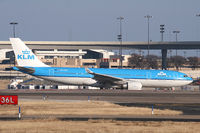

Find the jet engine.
[{"left": 121, "top": 81, "right": 142, "bottom": 90}]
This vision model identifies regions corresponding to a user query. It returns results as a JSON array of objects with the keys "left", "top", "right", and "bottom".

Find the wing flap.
[{"left": 86, "top": 68, "right": 125, "bottom": 84}]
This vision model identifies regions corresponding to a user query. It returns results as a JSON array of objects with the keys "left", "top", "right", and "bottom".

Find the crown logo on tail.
[{"left": 22, "top": 49, "right": 30, "bottom": 54}]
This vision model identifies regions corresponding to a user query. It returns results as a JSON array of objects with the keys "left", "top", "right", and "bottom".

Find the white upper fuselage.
[{"left": 13, "top": 67, "right": 193, "bottom": 88}]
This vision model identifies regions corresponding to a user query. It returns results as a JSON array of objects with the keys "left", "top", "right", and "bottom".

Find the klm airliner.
[{"left": 10, "top": 38, "right": 193, "bottom": 90}]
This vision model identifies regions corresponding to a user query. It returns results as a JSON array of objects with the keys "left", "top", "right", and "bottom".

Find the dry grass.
[
  {"left": 0, "top": 100, "right": 182, "bottom": 116},
  {"left": 0, "top": 100, "right": 198, "bottom": 133},
  {"left": 0, "top": 119, "right": 199, "bottom": 133},
  {"left": 0, "top": 80, "right": 10, "bottom": 89}
]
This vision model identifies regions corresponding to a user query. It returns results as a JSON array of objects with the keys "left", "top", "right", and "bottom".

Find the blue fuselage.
[{"left": 34, "top": 67, "right": 190, "bottom": 80}]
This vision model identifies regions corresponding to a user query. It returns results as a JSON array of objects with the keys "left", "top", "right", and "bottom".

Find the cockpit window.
[{"left": 184, "top": 75, "right": 188, "bottom": 77}]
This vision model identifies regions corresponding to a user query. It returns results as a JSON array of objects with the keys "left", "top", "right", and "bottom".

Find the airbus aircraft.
[{"left": 10, "top": 38, "right": 193, "bottom": 90}]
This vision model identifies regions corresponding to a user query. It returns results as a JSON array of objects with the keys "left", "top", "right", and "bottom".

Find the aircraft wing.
[
  {"left": 86, "top": 68, "right": 125, "bottom": 84},
  {"left": 13, "top": 66, "right": 35, "bottom": 74}
]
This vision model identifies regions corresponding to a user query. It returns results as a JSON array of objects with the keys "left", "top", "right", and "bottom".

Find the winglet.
[{"left": 85, "top": 68, "right": 93, "bottom": 74}]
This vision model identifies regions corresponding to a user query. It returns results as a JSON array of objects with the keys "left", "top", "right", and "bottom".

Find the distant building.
[
  {"left": 108, "top": 55, "right": 131, "bottom": 68},
  {"left": 83, "top": 49, "right": 114, "bottom": 59},
  {"left": 0, "top": 49, "right": 15, "bottom": 64},
  {"left": 36, "top": 49, "right": 86, "bottom": 60},
  {"left": 0, "top": 48, "right": 131, "bottom": 68},
  {"left": 36, "top": 49, "right": 115, "bottom": 68}
]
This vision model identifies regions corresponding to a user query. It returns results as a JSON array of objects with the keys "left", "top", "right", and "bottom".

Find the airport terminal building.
[{"left": 0, "top": 48, "right": 131, "bottom": 69}]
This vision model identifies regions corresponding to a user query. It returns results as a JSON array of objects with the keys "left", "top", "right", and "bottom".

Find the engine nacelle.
[{"left": 122, "top": 81, "right": 142, "bottom": 90}]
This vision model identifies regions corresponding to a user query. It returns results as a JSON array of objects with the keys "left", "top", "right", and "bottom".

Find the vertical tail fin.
[{"left": 10, "top": 38, "right": 49, "bottom": 67}]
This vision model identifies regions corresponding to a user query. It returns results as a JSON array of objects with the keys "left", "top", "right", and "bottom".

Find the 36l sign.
[{"left": 0, "top": 95, "right": 18, "bottom": 105}]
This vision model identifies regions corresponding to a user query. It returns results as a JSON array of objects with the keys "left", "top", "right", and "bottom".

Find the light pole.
[
  {"left": 160, "top": 25, "right": 165, "bottom": 42},
  {"left": 196, "top": 14, "right": 200, "bottom": 58},
  {"left": 144, "top": 15, "right": 152, "bottom": 56},
  {"left": 196, "top": 14, "right": 200, "bottom": 18},
  {"left": 10, "top": 22, "right": 18, "bottom": 66},
  {"left": 117, "top": 16, "right": 124, "bottom": 68},
  {"left": 10, "top": 22, "right": 18, "bottom": 38},
  {"left": 196, "top": 14, "right": 200, "bottom": 40},
  {"left": 160, "top": 24, "right": 167, "bottom": 70},
  {"left": 184, "top": 51, "right": 186, "bottom": 58},
  {"left": 173, "top": 30, "right": 180, "bottom": 56},
  {"left": 173, "top": 30, "right": 180, "bottom": 42}
]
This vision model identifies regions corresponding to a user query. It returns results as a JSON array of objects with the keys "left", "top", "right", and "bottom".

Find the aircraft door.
[
  {"left": 146, "top": 72, "right": 151, "bottom": 79},
  {"left": 173, "top": 73, "right": 178, "bottom": 79},
  {"left": 49, "top": 69, "right": 54, "bottom": 77}
]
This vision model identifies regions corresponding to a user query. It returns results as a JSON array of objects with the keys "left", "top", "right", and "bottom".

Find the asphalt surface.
[
  {"left": 0, "top": 89, "right": 200, "bottom": 104},
  {"left": 0, "top": 89, "right": 200, "bottom": 121},
  {"left": 1, "top": 115, "right": 200, "bottom": 122}
]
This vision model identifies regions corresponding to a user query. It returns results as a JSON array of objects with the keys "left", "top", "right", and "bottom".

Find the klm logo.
[
  {"left": 157, "top": 71, "right": 167, "bottom": 77},
  {"left": 17, "top": 50, "right": 35, "bottom": 60}
]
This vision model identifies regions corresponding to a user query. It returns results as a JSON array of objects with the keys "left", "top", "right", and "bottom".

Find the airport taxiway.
[
  {"left": 1, "top": 115, "right": 200, "bottom": 122},
  {"left": 0, "top": 89, "right": 200, "bottom": 104},
  {"left": 0, "top": 89, "right": 200, "bottom": 121}
]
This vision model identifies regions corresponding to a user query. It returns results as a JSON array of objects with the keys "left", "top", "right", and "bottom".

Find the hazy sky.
[{"left": 0, "top": 0, "right": 200, "bottom": 42}]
